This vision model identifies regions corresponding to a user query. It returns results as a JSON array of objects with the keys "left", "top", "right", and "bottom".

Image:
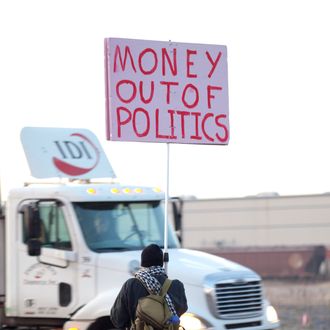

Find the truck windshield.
[{"left": 73, "top": 201, "right": 179, "bottom": 252}]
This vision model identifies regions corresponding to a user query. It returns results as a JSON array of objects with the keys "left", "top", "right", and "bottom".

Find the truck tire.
[{"left": 88, "top": 316, "right": 114, "bottom": 330}]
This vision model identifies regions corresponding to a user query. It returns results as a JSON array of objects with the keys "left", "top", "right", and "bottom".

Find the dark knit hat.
[{"left": 141, "top": 244, "right": 163, "bottom": 267}]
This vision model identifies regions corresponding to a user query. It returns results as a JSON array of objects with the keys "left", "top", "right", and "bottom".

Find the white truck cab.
[{"left": 0, "top": 128, "right": 280, "bottom": 330}]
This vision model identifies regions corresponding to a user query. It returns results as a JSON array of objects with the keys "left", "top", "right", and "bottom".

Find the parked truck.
[{"left": 0, "top": 127, "right": 280, "bottom": 330}]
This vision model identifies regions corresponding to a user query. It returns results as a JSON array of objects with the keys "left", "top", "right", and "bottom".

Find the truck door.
[{"left": 18, "top": 200, "right": 78, "bottom": 318}]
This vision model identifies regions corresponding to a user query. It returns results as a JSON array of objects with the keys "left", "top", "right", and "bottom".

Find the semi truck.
[{"left": 0, "top": 127, "right": 280, "bottom": 330}]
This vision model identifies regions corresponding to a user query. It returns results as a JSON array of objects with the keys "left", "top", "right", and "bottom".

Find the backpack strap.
[
  {"left": 137, "top": 278, "right": 172, "bottom": 297},
  {"left": 160, "top": 279, "right": 172, "bottom": 298}
]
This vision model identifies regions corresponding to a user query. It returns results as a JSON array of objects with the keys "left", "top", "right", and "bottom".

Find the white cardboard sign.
[{"left": 104, "top": 38, "right": 229, "bottom": 145}]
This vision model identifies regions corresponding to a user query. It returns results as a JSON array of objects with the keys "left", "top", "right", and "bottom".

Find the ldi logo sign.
[
  {"left": 21, "top": 127, "right": 116, "bottom": 179},
  {"left": 53, "top": 133, "right": 100, "bottom": 176}
]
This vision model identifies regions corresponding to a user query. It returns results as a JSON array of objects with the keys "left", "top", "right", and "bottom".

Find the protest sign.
[{"left": 104, "top": 38, "right": 229, "bottom": 145}]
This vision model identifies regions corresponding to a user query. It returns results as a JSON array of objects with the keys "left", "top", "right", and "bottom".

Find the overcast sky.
[{"left": 1, "top": 0, "right": 330, "bottom": 199}]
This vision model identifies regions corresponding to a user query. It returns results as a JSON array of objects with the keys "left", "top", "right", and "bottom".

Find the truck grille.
[{"left": 214, "top": 280, "right": 263, "bottom": 319}]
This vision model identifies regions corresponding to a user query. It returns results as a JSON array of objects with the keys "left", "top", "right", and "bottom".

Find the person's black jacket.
[{"left": 110, "top": 274, "right": 188, "bottom": 329}]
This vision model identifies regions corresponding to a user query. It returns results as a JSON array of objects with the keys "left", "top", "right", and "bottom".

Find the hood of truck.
[{"left": 97, "top": 248, "right": 259, "bottom": 286}]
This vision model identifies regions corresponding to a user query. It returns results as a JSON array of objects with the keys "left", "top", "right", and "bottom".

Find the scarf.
[{"left": 135, "top": 265, "right": 177, "bottom": 316}]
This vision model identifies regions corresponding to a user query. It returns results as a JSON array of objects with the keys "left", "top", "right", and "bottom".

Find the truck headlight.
[
  {"left": 266, "top": 305, "right": 279, "bottom": 324},
  {"left": 180, "top": 313, "right": 212, "bottom": 330}
]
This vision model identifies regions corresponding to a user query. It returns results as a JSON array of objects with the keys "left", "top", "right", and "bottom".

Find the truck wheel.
[{"left": 88, "top": 316, "right": 114, "bottom": 330}]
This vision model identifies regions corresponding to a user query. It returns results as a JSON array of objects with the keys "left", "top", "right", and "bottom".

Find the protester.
[{"left": 110, "top": 244, "right": 188, "bottom": 329}]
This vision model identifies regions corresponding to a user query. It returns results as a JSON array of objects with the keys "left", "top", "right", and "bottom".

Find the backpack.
[{"left": 132, "top": 279, "right": 183, "bottom": 330}]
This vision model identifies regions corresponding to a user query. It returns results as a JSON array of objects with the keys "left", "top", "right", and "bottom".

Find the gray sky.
[{"left": 1, "top": 0, "right": 330, "bottom": 199}]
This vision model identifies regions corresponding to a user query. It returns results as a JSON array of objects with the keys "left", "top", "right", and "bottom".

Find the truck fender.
[{"left": 70, "top": 289, "right": 119, "bottom": 320}]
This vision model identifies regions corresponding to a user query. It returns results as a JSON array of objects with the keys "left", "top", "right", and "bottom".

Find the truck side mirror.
[
  {"left": 171, "top": 198, "right": 183, "bottom": 243},
  {"left": 27, "top": 238, "right": 42, "bottom": 256},
  {"left": 20, "top": 204, "right": 42, "bottom": 256}
]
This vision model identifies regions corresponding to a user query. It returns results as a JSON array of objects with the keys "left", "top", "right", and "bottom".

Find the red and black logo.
[{"left": 52, "top": 133, "right": 100, "bottom": 176}]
